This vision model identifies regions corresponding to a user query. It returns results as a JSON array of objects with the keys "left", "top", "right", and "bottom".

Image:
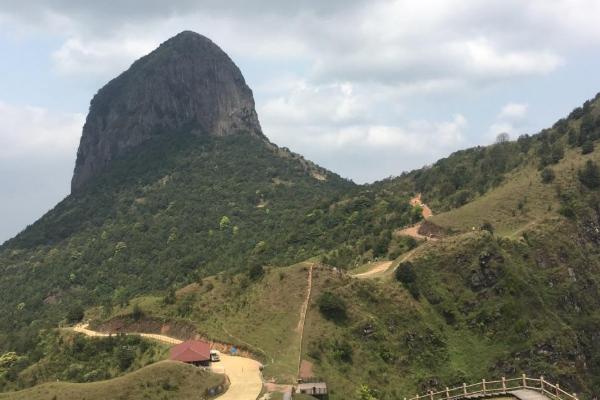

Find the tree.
[
  {"left": 540, "top": 167, "right": 555, "bottom": 184},
  {"left": 481, "top": 221, "right": 495, "bottom": 234},
  {"left": 579, "top": 160, "right": 600, "bottom": 189},
  {"left": 357, "top": 384, "right": 379, "bottom": 400},
  {"left": 496, "top": 132, "right": 510, "bottom": 144},
  {"left": 550, "top": 144, "right": 564, "bottom": 163},
  {"left": 317, "top": 291, "right": 347, "bottom": 322},
  {"left": 582, "top": 140, "right": 594, "bottom": 155},
  {"left": 66, "top": 304, "right": 84, "bottom": 324},
  {"left": 247, "top": 262, "right": 265, "bottom": 281},
  {"left": 395, "top": 261, "right": 420, "bottom": 299},
  {"left": 395, "top": 261, "right": 416, "bottom": 285},
  {"left": 132, "top": 304, "right": 144, "bottom": 321},
  {"left": 219, "top": 216, "right": 231, "bottom": 230},
  {"left": 163, "top": 287, "right": 176, "bottom": 305}
]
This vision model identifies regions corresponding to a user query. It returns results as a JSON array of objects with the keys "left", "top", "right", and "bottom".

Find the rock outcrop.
[{"left": 71, "top": 31, "right": 263, "bottom": 191}]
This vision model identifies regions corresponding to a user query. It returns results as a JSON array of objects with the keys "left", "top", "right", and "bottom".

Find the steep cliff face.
[{"left": 71, "top": 31, "right": 263, "bottom": 191}]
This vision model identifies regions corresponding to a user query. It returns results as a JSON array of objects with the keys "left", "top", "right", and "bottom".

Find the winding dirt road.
[
  {"left": 70, "top": 324, "right": 263, "bottom": 400},
  {"left": 352, "top": 261, "right": 393, "bottom": 278}
]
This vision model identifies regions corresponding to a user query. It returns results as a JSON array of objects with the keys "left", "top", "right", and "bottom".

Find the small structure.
[
  {"left": 169, "top": 340, "right": 212, "bottom": 367},
  {"left": 296, "top": 381, "right": 328, "bottom": 399}
]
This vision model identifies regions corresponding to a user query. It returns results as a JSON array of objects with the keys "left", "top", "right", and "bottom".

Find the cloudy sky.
[{"left": 2, "top": 0, "right": 600, "bottom": 243}]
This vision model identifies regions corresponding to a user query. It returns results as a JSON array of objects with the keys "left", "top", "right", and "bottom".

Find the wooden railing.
[{"left": 405, "top": 374, "right": 579, "bottom": 400}]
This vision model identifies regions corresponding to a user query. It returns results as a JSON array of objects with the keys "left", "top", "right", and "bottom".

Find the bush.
[
  {"left": 247, "top": 262, "right": 265, "bottom": 281},
  {"left": 66, "top": 304, "right": 85, "bottom": 324},
  {"left": 395, "top": 261, "right": 420, "bottom": 299},
  {"left": 331, "top": 339, "right": 353, "bottom": 363},
  {"left": 582, "top": 140, "right": 594, "bottom": 155},
  {"left": 540, "top": 167, "right": 555, "bottom": 184},
  {"left": 579, "top": 160, "right": 600, "bottom": 189},
  {"left": 395, "top": 261, "right": 416, "bottom": 284},
  {"left": 481, "top": 221, "right": 495, "bottom": 234},
  {"left": 162, "top": 287, "right": 176, "bottom": 305},
  {"left": 317, "top": 291, "right": 347, "bottom": 322},
  {"left": 132, "top": 304, "right": 144, "bottom": 321}
]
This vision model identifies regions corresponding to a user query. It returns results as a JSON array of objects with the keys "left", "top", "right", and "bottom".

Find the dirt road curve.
[
  {"left": 352, "top": 261, "right": 393, "bottom": 278},
  {"left": 410, "top": 193, "right": 433, "bottom": 218},
  {"left": 71, "top": 324, "right": 263, "bottom": 400}
]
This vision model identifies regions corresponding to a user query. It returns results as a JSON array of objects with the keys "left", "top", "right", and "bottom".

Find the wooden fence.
[{"left": 405, "top": 374, "right": 579, "bottom": 400}]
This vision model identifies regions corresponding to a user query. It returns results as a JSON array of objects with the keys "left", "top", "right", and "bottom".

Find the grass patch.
[{"left": 0, "top": 361, "right": 225, "bottom": 400}]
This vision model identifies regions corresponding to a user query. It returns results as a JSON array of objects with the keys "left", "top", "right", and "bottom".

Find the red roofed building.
[{"left": 169, "top": 340, "right": 212, "bottom": 366}]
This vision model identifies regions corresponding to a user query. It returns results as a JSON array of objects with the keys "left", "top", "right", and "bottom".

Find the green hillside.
[
  {"left": 0, "top": 361, "right": 224, "bottom": 400},
  {"left": 3, "top": 33, "right": 600, "bottom": 400},
  {"left": 0, "top": 133, "right": 420, "bottom": 386}
]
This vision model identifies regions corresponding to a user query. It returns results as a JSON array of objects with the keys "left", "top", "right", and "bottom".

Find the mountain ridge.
[{"left": 72, "top": 31, "right": 264, "bottom": 191}]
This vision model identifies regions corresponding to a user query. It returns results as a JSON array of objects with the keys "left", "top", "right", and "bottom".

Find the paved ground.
[
  {"left": 509, "top": 389, "right": 552, "bottom": 400},
  {"left": 70, "top": 324, "right": 263, "bottom": 400},
  {"left": 213, "top": 352, "right": 263, "bottom": 400}
]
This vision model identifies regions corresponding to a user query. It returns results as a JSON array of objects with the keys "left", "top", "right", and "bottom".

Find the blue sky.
[{"left": 2, "top": 0, "right": 600, "bottom": 243}]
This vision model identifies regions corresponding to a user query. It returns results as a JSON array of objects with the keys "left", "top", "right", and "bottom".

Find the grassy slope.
[
  {"left": 90, "top": 263, "right": 313, "bottom": 382},
  {"left": 0, "top": 361, "right": 225, "bottom": 400},
  {"left": 431, "top": 144, "right": 600, "bottom": 236}
]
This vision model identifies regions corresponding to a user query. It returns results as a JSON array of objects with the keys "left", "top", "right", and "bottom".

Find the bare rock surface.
[{"left": 72, "top": 30, "right": 263, "bottom": 191}]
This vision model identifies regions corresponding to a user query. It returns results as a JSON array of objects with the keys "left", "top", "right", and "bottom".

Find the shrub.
[
  {"left": 132, "top": 304, "right": 144, "bottom": 321},
  {"left": 540, "top": 167, "right": 555, "bottom": 184},
  {"left": 331, "top": 339, "right": 353, "bottom": 363},
  {"left": 162, "top": 287, "right": 176, "bottom": 305},
  {"left": 579, "top": 160, "right": 600, "bottom": 189},
  {"left": 481, "top": 221, "right": 495, "bottom": 234},
  {"left": 66, "top": 304, "right": 85, "bottom": 324},
  {"left": 247, "top": 262, "right": 265, "bottom": 281},
  {"left": 582, "top": 140, "right": 594, "bottom": 155},
  {"left": 317, "top": 291, "right": 347, "bottom": 322},
  {"left": 395, "top": 261, "right": 420, "bottom": 299}
]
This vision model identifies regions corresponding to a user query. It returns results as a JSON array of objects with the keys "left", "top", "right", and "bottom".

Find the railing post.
[
  {"left": 522, "top": 373, "right": 527, "bottom": 388},
  {"left": 482, "top": 379, "right": 486, "bottom": 395},
  {"left": 540, "top": 376, "right": 544, "bottom": 394},
  {"left": 572, "top": 393, "right": 577, "bottom": 400},
  {"left": 429, "top": 390, "right": 434, "bottom": 400},
  {"left": 446, "top": 387, "right": 450, "bottom": 399},
  {"left": 502, "top": 377, "right": 507, "bottom": 393},
  {"left": 416, "top": 394, "right": 419, "bottom": 400},
  {"left": 463, "top": 383, "right": 467, "bottom": 396},
  {"left": 555, "top": 383, "right": 560, "bottom": 399}
]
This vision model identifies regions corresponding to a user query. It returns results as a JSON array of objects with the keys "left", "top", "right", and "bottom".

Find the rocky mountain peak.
[{"left": 71, "top": 31, "right": 263, "bottom": 191}]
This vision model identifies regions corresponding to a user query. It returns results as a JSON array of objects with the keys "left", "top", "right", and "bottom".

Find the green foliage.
[
  {"left": 132, "top": 304, "right": 144, "bottom": 321},
  {"left": 65, "top": 304, "right": 84, "bottom": 324},
  {"left": 317, "top": 291, "right": 347, "bottom": 322},
  {"left": 480, "top": 221, "right": 495, "bottom": 234},
  {"left": 247, "top": 262, "right": 265, "bottom": 281},
  {"left": 582, "top": 140, "right": 594, "bottom": 155},
  {"left": 357, "top": 385, "right": 379, "bottom": 400},
  {"left": 0, "top": 331, "right": 165, "bottom": 391},
  {"left": 540, "top": 167, "right": 555, "bottom": 184},
  {"left": 395, "top": 261, "right": 419, "bottom": 299},
  {"left": 162, "top": 287, "right": 176, "bottom": 305},
  {"left": 579, "top": 160, "right": 600, "bottom": 189}
]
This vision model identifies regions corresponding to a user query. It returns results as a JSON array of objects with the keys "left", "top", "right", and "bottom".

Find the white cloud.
[
  {"left": 52, "top": 36, "right": 157, "bottom": 76},
  {"left": 488, "top": 102, "right": 530, "bottom": 141},
  {"left": 498, "top": 102, "right": 528, "bottom": 120},
  {"left": 0, "top": 101, "right": 84, "bottom": 160}
]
